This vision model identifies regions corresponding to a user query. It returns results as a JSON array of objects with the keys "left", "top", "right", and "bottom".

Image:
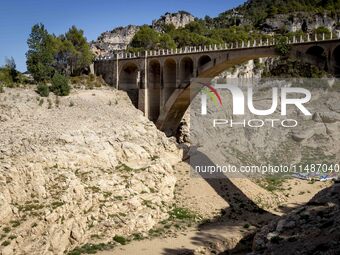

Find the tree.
[
  {"left": 64, "top": 26, "right": 93, "bottom": 76},
  {"left": 5, "top": 57, "right": 16, "bottom": 70},
  {"left": 130, "top": 25, "right": 160, "bottom": 50},
  {"left": 52, "top": 35, "right": 75, "bottom": 75},
  {"left": 159, "top": 34, "right": 176, "bottom": 49},
  {"left": 4, "top": 57, "right": 19, "bottom": 83},
  {"left": 275, "top": 36, "right": 291, "bottom": 56},
  {"left": 26, "top": 23, "right": 55, "bottom": 82},
  {"left": 26, "top": 24, "right": 93, "bottom": 80},
  {"left": 185, "top": 21, "right": 207, "bottom": 34}
]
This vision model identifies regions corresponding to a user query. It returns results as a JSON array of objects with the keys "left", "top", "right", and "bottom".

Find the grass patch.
[
  {"left": 148, "top": 228, "right": 165, "bottom": 237},
  {"left": 256, "top": 177, "right": 285, "bottom": 192},
  {"left": 2, "top": 227, "right": 10, "bottom": 233},
  {"left": 243, "top": 223, "right": 250, "bottom": 229},
  {"left": 10, "top": 220, "right": 20, "bottom": 228},
  {"left": 116, "top": 163, "right": 147, "bottom": 172},
  {"left": 68, "top": 243, "right": 114, "bottom": 255},
  {"left": 1, "top": 240, "right": 10, "bottom": 247},
  {"left": 132, "top": 233, "right": 144, "bottom": 241},
  {"left": 51, "top": 201, "right": 64, "bottom": 209},
  {"left": 17, "top": 202, "right": 44, "bottom": 212},
  {"left": 113, "top": 235, "right": 127, "bottom": 245},
  {"left": 169, "top": 207, "right": 199, "bottom": 221}
]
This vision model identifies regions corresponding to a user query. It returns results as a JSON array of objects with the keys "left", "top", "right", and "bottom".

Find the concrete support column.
[
  {"left": 159, "top": 64, "right": 164, "bottom": 111},
  {"left": 176, "top": 59, "right": 181, "bottom": 87},
  {"left": 138, "top": 51, "right": 149, "bottom": 118},
  {"left": 116, "top": 54, "right": 119, "bottom": 89}
]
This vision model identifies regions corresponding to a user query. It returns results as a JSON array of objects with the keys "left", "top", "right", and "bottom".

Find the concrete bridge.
[{"left": 94, "top": 34, "right": 340, "bottom": 135}]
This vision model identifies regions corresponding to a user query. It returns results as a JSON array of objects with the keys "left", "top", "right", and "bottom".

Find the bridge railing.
[{"left": 94, "top": 31, "right": 340, "bottom": 62}]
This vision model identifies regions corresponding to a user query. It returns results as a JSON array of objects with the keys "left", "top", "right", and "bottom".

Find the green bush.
[
  {"left": 113, "top": 235, "right": 127, "bottom": 245},
  {"left": 0, "top": 84, "right": 4, "bottom": 93},
  {"left": 51, "top": 73, "right": 70, "bottom": 96},
  {"left": 275, "top": 36, "right": 291, "bottom": 56},
  {"left": 36, "top": 83, "right": 50, "bottom": 97},
  {"left": 0, "top": 68, "right": 14, "bottom": 86}
]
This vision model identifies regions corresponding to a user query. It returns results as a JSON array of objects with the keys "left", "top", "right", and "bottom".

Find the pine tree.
[{"left": 26, "top": 23, "right": 55, "bottom": 82}]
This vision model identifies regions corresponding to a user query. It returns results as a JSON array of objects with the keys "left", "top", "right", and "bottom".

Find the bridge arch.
[
  {"left": 163, "top": 58, "right": 177, "bottom": 105},
  {"left": 148, "top": 60, "right": 161, "bottom": 121},
  {"left": 198, "top": 55, "right": 212, "bottom": 69},
  {"left": 119, "top": 62, "right": 139, "bottom": 108},
  {"left": 305, "top": 46, "right": 326, "bottom": 58},
  {"left": 305, "top": 46, "right": 327, "bottom": 70},
  {"left": 179, "top": 57, "right": 194, "bottom": 85}
]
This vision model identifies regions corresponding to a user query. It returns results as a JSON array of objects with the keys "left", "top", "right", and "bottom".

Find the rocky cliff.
[
  {"left": 252, "top": 182, "right": 340, "bottom": 254},
  {"left": 91, "top": 11, "right": 195, "bottom": 57},
  {"left": 0, "top": 87, "right": 182, "bottom": 255},
  {"left": 90, "top": 25, "right": 139, "bottom": 57},
  {"left": 261, "top": 13, "right": 340, "bottom": 33},
  {"left": 152, "top": 11, "right": 195, "bottom": 32}
]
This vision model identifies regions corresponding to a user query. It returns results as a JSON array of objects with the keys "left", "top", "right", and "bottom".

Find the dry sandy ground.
[{"left": 97, "top": 162, "right": 330, "bottom": 255}]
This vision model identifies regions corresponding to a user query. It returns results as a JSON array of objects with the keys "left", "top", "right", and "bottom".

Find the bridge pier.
[{"left": 138, "top": 53, "right": 149, "bottom": 118}]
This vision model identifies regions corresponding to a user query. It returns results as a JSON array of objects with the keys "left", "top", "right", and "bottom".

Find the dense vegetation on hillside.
[
  {"left": 127, "top": 0, "right": 337, "bottom": 52},
  {"left": 230, "top": 0, "right": 340, "bottom": 25},
  {"left": 128, "top": 22, "right": 330, "bottom": 52},
  {"left": 128, "top": 22, "right": 273, "bottom": 52}
]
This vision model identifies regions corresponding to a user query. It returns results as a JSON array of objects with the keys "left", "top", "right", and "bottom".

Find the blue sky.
[{"left": 0, "top": 0, "right": 245, "bottom": 71}]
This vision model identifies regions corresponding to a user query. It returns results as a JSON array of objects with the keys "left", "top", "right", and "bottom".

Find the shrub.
[
  {"left": 0, "top": 68, "right": 14, "bottom": 86},
  {"left": 275, "top": 36, "right": 291, "bottom": 56},
  {"left": 1, "top": 240, "right": 10, "bottom": 247},
  {"left": 0, "top": 84, "right": 4, "bottom": 93},
  {"left": 113, "top": 235, "right": 127, "bottom": 245},
  {"left": 89, "top": 73, "right": 95, "bottom": 82},
  {"left": 51, "top": 73, "right": 70, "bottom": 96},
  {"left": 36, "top": 83, "right": 49, "bottom": 97},
  {"left": 2, "top": 227, "right": 10, "bottom": 233}
]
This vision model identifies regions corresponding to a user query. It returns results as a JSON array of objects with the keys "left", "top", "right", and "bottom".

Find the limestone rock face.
[
  {"left": 0, "top": 88, "right": 182, "bottom": 255},
  {"left": 152, "top": 12, "right": 195, "bottom": 32},
  {"left": 91, "top": 25, "right": 140, "bottom": 57},
  {"left": 261, "top": 13, "right": 340, "bottom": 33},
  {"left": 91, "top": 11, "right": 195, "bottom": 58},
  {"left": 252, "top": 183, "right": 340, "bottom": 255},
  {"left": 313, "top": 111, "right": 340, "bottom": 123}
]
